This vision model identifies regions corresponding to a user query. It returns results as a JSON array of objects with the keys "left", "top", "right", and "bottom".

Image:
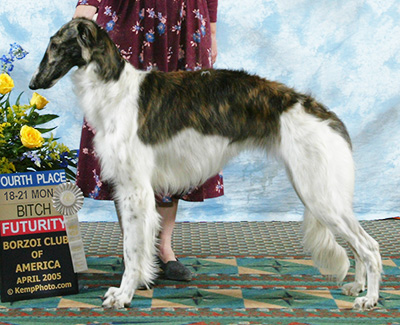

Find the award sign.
[{"left": 0, "top": 170, "right": 79, "bottom": 302}]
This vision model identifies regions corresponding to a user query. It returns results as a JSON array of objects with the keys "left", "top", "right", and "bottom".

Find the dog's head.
[{"left": 29, "top": 18, "right": 124, "bottom": 90}]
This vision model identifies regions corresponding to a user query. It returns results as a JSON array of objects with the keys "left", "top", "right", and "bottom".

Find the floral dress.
[{"left": 75, "top": 0, "right": 223, "bottom": 204}]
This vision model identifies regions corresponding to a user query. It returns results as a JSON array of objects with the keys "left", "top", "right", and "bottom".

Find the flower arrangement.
[{"left": 0, "top": 43, "right": 77, "bottom": 179}]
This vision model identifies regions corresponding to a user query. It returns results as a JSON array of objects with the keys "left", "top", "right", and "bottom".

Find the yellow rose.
[
  {"left": 0, "top": 73, "right": 14, "bottom": 95},
  {"left": 20, "top": 125, "right": 44, "bottom": 149},
  {"left": 30, "top": 92, "right": 49, "bottom": 109}
]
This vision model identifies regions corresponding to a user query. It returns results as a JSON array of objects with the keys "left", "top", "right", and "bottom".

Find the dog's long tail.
[{"left": 277, "top": 101, "right": 352, "bottom": 281}]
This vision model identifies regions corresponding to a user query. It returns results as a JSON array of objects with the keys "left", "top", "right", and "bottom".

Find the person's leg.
[
  {"left": 157, "top": 199, "right": 179, "bottom": 263},
  {"left": 156, "top": 199, "right": 192, "bottom": 281}
]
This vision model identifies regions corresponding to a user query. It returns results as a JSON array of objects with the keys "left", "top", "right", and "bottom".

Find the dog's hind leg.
[
  {"left": 302, "top": 209, "right": 350, "bottom": 280},
  {"left": 304, "top": 210, "right": 368, "bottom": 298},
  {"left": 102, "top": 180, "right": 161, "bottom": 308},
  {"left": 278, "top": 104, "right": 382, "bottom": 310},
  {"left": 342, "top": 243, "right": 367, "bottom": 296}
]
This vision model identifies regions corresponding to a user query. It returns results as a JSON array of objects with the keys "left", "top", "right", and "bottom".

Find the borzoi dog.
[{"left": 30, "top": 18, "right": 382, "bottom": 310}]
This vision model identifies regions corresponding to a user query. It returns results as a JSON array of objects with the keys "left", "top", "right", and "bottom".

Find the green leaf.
[
  {"left": 35, "top": 126, "right": 57, "bottom": 134},
  {"left": 67, "top": 160, "right": 77, "bottom": 168},
  {"left": 4, "top": 95, "right": 11, "bottom": 112},
  {"left": 64, "top": 167, "right": 77, "bottom": 180},
  {"left": 43, "top": 136, "right": 60, "bottom": 141},
  {"left": 15, "top": 92, "right": 24, "bottom": 106},
  {"left": 0, "top": 93, "right": 10, "bottom": 107},
  {"left": 30, "top": 113, "right": 59, "bottom": 126}
]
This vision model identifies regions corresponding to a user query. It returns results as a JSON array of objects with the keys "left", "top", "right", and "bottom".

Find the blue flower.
[
  {"left": 9, "top": 43, "right": 28, "bottom": 60},
  {"left": 200, "top": 25, "right": 206, "bottom": 37},
  {"left": 106, "top": 20, "right": 115, "bottom": 32},
  {"left": 139, "top": 9, "right": 145, "bottom": 20},
  {"left": 22, "top": 151, "right": 41, "bottom": 167},
  {"left": 59, "top": 152, "right": 69, "bottom": 168},
  {"left": 145, "top": 31, "right": 155, "bottom": 43},
  {"left": 89, "top": 186, "right": 100, "bottom": 199},
  {"left": 173, "top": 24, "right": 181, "bottom": 33},
  {"left": 104, "top": 7, "right": 112, "bottom": 16},
  {"left": 147, "top": 9, "right": 155, "bottom": 19},
  {"left": 157, "top": 23, "right": 166, "bottom": 35},
  {"left": 193, "top": 31, "right": 201, "bottom": 43},
  {"left": 1, "top": 55, "right": 14, "bottom": 73}
]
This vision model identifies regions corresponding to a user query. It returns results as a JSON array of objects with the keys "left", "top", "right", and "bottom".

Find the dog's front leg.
[{"left": 102, "top": 182, "right": 160, "bottom": 308}]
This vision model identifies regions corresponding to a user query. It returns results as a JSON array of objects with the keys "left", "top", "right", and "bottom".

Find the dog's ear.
[{"left": 76, "top": 20, "right": 96, "bottom": 48}]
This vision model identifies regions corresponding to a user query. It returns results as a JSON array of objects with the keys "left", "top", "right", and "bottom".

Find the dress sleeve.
[
  {"left": 76, "top": 0, "right": 101, "bottom": 9},
  {"left": 206, "top": 0, "right": 218, "bottom": 23}
]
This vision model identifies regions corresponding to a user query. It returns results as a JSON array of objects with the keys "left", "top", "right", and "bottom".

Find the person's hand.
[
  {"left": 210, "top": 23, "right": 217, "bottom": 65},
  {"left": 73, "top": 5, "right": 97, "bottom": 19}
]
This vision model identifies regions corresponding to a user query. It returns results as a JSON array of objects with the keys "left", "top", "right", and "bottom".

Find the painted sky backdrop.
[{"left": 1, "top": 0, "right": 399, "bottom": 222}]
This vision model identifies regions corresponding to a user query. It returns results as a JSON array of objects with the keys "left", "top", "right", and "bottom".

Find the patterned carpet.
[{"left": 0, "top": 220, "right": 399, "bottom": 324}]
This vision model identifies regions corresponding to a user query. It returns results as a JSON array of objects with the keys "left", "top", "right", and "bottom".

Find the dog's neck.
[
  {"left": 72, "top": 62, "right": 145, "bottom": 132},
  {"left": 87, "top": 42, "right": 126, "bottom": 82}
]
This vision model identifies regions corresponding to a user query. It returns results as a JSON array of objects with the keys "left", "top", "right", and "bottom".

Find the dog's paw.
[
  {"left": 342, "top": 282, "right": 365, "bottom": 297},
  {"left": 353, "top": 296, "right": 378, "bottom": 311},
  {"left": 102, "top": 287, "right": 132, "bottom": 309}
]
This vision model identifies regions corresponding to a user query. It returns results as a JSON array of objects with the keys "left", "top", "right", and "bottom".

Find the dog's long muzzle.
[
  {"left": 29, "top": 68, "right": 53, "bottom": 90},
  {"left": 29, "top": 73, "right": 58, "bottom": 90},
  {"left": 29, "top": 56, "right": 64, "bottom": 90}
]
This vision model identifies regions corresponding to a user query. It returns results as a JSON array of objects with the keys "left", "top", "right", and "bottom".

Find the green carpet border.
[{"left": 1, "top": 308, "right": 400, "bottom": 324}]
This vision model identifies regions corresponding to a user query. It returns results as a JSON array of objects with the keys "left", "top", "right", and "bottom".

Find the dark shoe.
[{"left": 158, "top": 258, "right": 192, "bottom": 281}]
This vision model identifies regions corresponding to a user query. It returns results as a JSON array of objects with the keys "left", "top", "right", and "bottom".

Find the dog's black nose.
[{"left": 29, "top": 79, "right": 38, "bottom": 90}]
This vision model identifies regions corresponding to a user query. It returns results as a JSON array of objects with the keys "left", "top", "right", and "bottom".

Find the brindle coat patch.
[{"left": 137, "top": 69, "right": 351, "bottom": 147}]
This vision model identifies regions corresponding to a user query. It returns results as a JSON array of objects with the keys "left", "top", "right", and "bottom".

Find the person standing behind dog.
[{"left": 73, "top": 0, "right": 222, "bottom": 281}]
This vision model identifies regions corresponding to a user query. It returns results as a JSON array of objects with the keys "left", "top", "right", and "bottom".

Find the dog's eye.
[{"left": 50, "top": 43, "right": 58, "bottom": 51}]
